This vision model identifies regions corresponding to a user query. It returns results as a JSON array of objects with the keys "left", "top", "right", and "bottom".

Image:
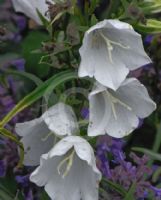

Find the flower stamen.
[
  {"left": 41, "top": 132, "right": 53, "bottom": 142},
  {"left": 106, "top": 91, "right": 132, "bottom": 119},
  {"left": 100, "top": 32, "right": 130, "bottom": 63},
  {"left": 57, "top": 149, "right": 75, "bottom": 178}
]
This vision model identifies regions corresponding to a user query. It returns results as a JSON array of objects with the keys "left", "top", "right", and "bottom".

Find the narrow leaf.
[
  {"left": 132, "top": 147, "right": 161, "bottom": 162},
  {"left": 0, "top": 70, "right": 77, "bottom": 127}
]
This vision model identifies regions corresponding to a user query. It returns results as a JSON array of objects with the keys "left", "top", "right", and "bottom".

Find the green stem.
[
  {"left": 148, "top": 121, "right": 161, "bottom": 166},
  {"left": 152, "top": 122, "right": 161, "bottom": 153}
]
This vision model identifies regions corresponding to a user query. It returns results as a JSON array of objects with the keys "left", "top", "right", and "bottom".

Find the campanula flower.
[
  {"left": 11, "top": 0, "right": 54, "bottom": 24},
  {"left": 15, "top": 103, "right": 78, "bottom": 166},
  {"left": 30, "top": 136, "right": 101, "bottom": 200},
  {"left": 79, "top": 19, "right": 151, "bottom": 90},
  {"left": 88, "top": 78, "right": 156, "bottom": 137}
]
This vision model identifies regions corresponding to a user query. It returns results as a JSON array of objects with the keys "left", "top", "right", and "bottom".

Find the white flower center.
[
  {"left": 100, "top": 32, "right": 130, "bottom": 63},
  {"left": 57, "top": 149, "right": 75, "bottom": 178},
  {"left": 106, "top": 91, "right": 132, "bottom": 119}
]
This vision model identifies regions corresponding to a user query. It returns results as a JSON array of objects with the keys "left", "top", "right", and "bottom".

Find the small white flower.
[
  {"left": 30, "top": 136, "right": 101, "bottom": 200},
  {"left": 79, "top": 19, "right": 151, "bottom": 90},
  {"left": 11, "top": 0, "right": 54, "bottom": 24},
  {"left": 15, "top": 103, "right": 78, "bottom": 166},
  {"left": 88, "top": 78, "right": 156, "bottom": 138}
]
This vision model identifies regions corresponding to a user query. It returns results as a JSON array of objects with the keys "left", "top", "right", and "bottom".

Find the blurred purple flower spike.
[
  {"left": 0, "top": 160, "right": 6, "bottom": 177},
  {"left": 11, "top": 58, "right": 25, "bottom": 71},
  {"left": 81, "top": 107, "right": 89, "bottom": 119},
  {"left": 144, "top": 35, "right": 153, "bottom": 45}
]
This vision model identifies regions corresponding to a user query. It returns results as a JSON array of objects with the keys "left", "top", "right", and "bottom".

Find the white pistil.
[
  {"left": 57, "top": 150, "right": 75, "bottom": 178},
  {"left": 100, "top": 32, "right": 130, "bottom": 63},
  {"left": 41, "top": 132, "right": 53, "bottom": 142},
  {"left": 106, "top": 91, "right": 132, "bottom": 119}
]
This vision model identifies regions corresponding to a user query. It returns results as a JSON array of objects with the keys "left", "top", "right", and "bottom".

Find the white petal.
[
  {"left": 30, "top": 154, "right": 61, "bottom": 187},
  {"left": 15, "top": 118, "right": 54, "bottom": 166},
  {"left": 42, "top": 103, "right": 79, "bottom": 136},
  {"left": 30, "top": 138, "right": 101, "bottom": 200},
  {"left": 11, "top": 0, "right": 53, "bottom": 24},
  {"left": 88, "top": 90, "right": 111, "bottom": 137},
  {"left": 79, "top": 19, "right": 151, "bottom": 89},
  {"left": 86, "top": 19, "right": 133, "bottom": 35},
  {"left": 104, "top": 28, "right": 152, "bottom": 70},
  {"left": 105, "top": 103, "right": 139, "bottom": 138},
  {"left": 79, "top": 37, "right": 129, "bottom": 90},
  {"left": 116, "top": 78, "right": 156, "bottom": 118}
]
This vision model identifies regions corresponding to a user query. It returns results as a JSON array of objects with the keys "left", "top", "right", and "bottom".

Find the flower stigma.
[
  {"left": 100, "top": 32, "right": 130, "bottom": 63},
  {"left": 106, "top": 91, "right": 132, "bottom": 119},
  {"left": 41, "top": 132, "right": 54, "bottom": 142},
  {"left": 57, "top": 149, "right": 75, "bottom": 178}
]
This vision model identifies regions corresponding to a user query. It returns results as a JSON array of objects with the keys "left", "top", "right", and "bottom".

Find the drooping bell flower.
[
  {"left": 79, "top": 19, "right": 151, "bottom": 90},
  {"left": 88, "top": 78, "right": 156, "bottom": 137}
]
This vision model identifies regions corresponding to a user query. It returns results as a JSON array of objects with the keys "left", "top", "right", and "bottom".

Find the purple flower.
[
  {"left": 13, "top": 15, "right": 27, "bottom": 31},
  {"left": 144, "top": 35, "right": 153, "bottom": 45},
  {"left": 151, "top": 186, "right": 161, "bottom": 197},
  {"left": 16, "top": 175, "right": 30, "bottom": 187},
  {"left": 11, "top": 58, "right": 25, "bottom": 71},
  {"left": 0, "top": 160, "right": 6, "bottom": 177},
  {"left": 25, "top": 189, "right": 34, "bottom": 200},
  {"left": 81, "top": 107, "right": 89, "bottom": 119}
]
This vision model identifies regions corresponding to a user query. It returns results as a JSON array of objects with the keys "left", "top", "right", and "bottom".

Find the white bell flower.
[
  {"left": 11, "top": 0, "right": 54, "bottom": 24},
  {"left": 30, "top": 136, "right": 101, "bottom": 200},
  {"left": 79, "top": 19, "right": 152, "bottom": 90},
  {"left": 88, "top": 78, "right": 156, "bottom": 138},
  {"left": 15, "top": 103, "right": 78, "bottom": 166}
]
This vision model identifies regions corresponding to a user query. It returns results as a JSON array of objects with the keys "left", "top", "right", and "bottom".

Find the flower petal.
[
  {"left": 104, "top": 28, "right": 151, "bottom": 70},
  {"left": 105, "top": 103, "right": 139, "bottom": 138},
  {"left": 79, "top": 37, "right": 129, "bottom": 90},
  {"left": 16, "top": 118, "right": 54, "bottom": 166},
  {"left": 30, "top": 136, "right": 101, "bottom": 200},
  {"left": 116, "top": 78, "right": 156, "bottom": 118},
  {"left": 88, "top": 83, "right": 112, "bottom": 136},
  {"left": 79, "top": 19, "right": 151, "bottom": 89},
  {"left": 42, "top": 103, "right": 79, "bottom": 136},
  {"left": 11, "top": 0, "right": 53, "bottom": 24}
]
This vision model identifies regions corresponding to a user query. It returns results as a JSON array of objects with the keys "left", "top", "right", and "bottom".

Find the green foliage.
[
  {"left": 21, "top": 31, "right": 50, "bottom": 78},
  {"left": 0, "top": 70, "right": 77, "bottom": 127}
]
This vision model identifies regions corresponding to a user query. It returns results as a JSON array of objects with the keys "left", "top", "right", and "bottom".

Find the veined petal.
[{"left": 42, "top": 103, "right": 79, "bottom": 136}]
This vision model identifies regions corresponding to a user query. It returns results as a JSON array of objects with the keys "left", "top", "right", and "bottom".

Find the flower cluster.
[
  {"left": 96, "top": 135, "right": 161, "bottom": 199},
  {"left": 10, "top": 0, "right": 157, "bottom": 200}
]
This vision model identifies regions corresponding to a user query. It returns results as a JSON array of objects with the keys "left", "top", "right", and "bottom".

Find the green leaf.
[
  {"left": 132, "top": 147, "right": 161, "bottom": 162},
  {"left": 124, "top": 182, "right": 136, "bottom": 200},
  {"left": 90, "top": 14, "right": 98, "bottom": 26},
  {"left": 0, "top": 70, "right": 77, "bottom": 127},
  {"left": 152, "top": 166, "right": 161, "bottom": 182},
  {"left": 0, "top": 128, "right": 24, "bottom": 167},
  {"left": 135, "top": 19, "right": 161, "bottom": 33},
  {"left": 102, "top": 178, "right": 127, "bottom": 197},
  {"left": 140, "top": 0, "right": 161, "bottom": 14},
  {"left": 22, "top": 31, "right": 50, "bottom": 78},
  {"left": 5, "top": 69, "right": 43, "bottom": 86}
]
